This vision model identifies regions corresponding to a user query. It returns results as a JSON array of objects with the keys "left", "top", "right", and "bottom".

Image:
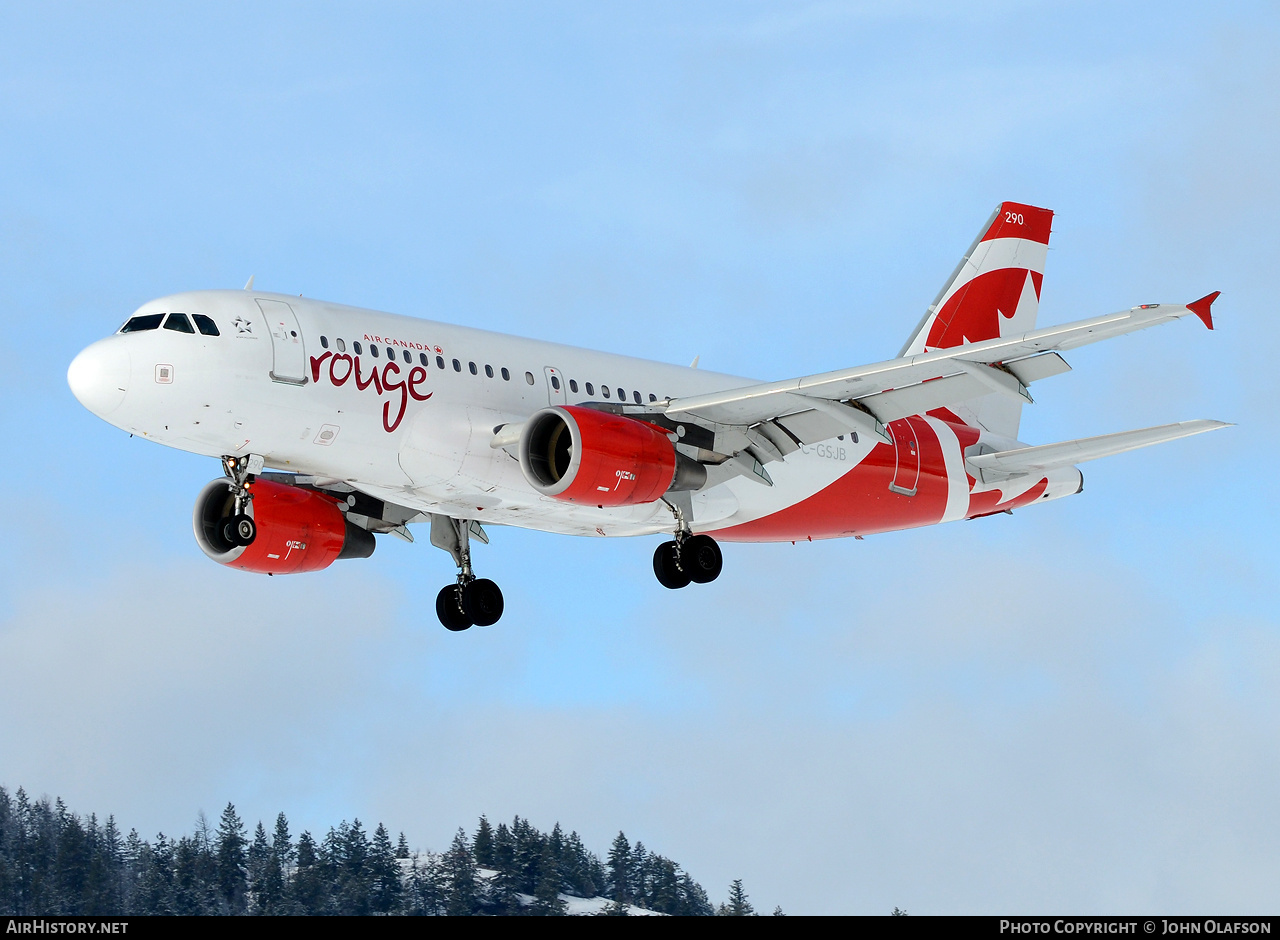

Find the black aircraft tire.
[
  {"left": 436, "top": 585, "right": 473, "bottom": 631},
  {"left": 684, "top": 534, "right": 722, "bottom": 584},
  {"left": 653, "top": 541, "right": 691, "bottom": 589},
  {"left": 234, "top": 515, "right": 257, "bottom": 547},
  {"left": 463, "top": 578, "right": 504, "bottom": 627}
]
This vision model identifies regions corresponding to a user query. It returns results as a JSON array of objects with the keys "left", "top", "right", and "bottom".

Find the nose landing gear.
[
  {"left": 220, "top": 454, "right": 262, "bottom": 547},
  {"left": 430, "top": 515, "right": 504, "bottom": 631},
  {"left": 221, "top": 514, "right": 257, "bottom": 547}
]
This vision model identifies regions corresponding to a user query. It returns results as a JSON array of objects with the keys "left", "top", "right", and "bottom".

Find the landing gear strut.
[
  {"left": 220, "top": 454, "right": 259, "bottom": 546},
  {"left": 653, "top": 501, "right": 723, "bottom": 590},
  {"left": 431, "top": 515, "right": 504, "bottom": 631}
]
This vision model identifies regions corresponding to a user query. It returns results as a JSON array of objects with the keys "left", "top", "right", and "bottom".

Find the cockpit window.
[
  {"left": 120, "top": 314, "right": 164, "bottom": 333},
  {"left": 163, "top": 313, "right": 195, "bottom": 333},
  {"left": 192, "top": 314, "right": 220, "bottom": 336}
]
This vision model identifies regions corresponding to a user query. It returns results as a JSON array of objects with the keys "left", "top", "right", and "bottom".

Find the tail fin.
[{"left": 898, "top": 201, "right": 1054, "bottom": 438}]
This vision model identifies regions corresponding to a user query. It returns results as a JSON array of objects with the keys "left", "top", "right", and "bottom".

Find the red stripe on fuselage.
[
  {"left": 966, "top": 477, "right": 1048, "bottom": 518},
  {"left": 711, "top": 415, "right": 953, "bottom": 542}
]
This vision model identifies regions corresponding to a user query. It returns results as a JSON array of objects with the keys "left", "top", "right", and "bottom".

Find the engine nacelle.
[
  {"left": 519, "top": 405, "right": 679, "bottom": 506},
  {"left": 193, "top": 478, "right": 376, "bottom": 575}
]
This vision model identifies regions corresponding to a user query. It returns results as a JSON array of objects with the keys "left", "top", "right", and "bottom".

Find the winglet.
[{"left": 1187, "top": 291, "right": 1220, "bottom": 330}]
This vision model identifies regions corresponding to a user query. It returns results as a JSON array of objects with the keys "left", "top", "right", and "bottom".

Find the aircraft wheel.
[
  {"left": 234, "top": 515, "right": 257, "bottom": 546},
  {"left": 653, "top": 541, "right": 691, "bottom": 589},
  {"left": 436, "top": 585, "right": 473, "bottom": 631},
  {"left": 463, "top": 578, "right": 504, "bottom": 627},
  {"left": 683, "top": 534, "right": 722, "bottom": 584}
]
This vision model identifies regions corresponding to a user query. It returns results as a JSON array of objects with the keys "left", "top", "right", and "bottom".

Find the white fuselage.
[{"left": 70, "top": 289, "right": 929, "bottom": 539}]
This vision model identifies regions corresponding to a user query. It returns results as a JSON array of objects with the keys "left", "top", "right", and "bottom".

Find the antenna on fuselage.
[
  {"left": 243, "top": 275, "right": 255, "bottom": 290},
  {"left": 689, "top": 355, "right": 700, "bottom": 369}
]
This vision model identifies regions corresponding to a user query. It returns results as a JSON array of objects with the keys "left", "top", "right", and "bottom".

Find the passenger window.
[
  {"left": 569, "top": 379, "right": 578, "bottom": 393},
  {"left": 320, "top": 335, "right": 329, "bottom": 349},
  {"left": 525, "top": 372, "right": 535, "bottom": 385},
  {"left": 485, "top": 364, "right": 494, "bottom": 378},
  {"left": 585, "top": 382, "right": 594, "bottom": 395},
  {"left": 163, "top": 313, "right": 195, "bottom": 333},
  {"left": 371, "top": 345, "right": 380, "bottom": 358},
  {"left": 551, "top": 375, "right": 561, "bottom": 391},
  {"left": 193, "top": 314, "right": 220, "bottom": 336},
  {"left": 437, "top": 356, "right": 446, "bottom": 369},
  {"left": 337, "top": 338, "right": 346, "bottom": 353},
  {"left": 649, "top": 393, "right": 657, "bottom": 402},
  {"left": 453, "top": 359, "right": 462, "bottom": 372},
  {"left": 633, "top": 390, "right": 642, "bottom": 404},
  {"left": 501, "top": 367, "right": 510, "bottom": 381},
  {"left": 120, "top": 314, "right": 164, "bottom": 333},
  {"left": 469, "top": 362, "right": 477, "bottom": 375},
  {"left": 617, "top": 388, "right": 625, "bottom": 400},
  {"left": 602, "top": 386, "right": 611, "bottom": 399},
  {"left": 403, "top": 349, "right": 411, "bottom": 364},
  {"left": 354, "top": 342, "right": 363, "bottom": 355},
  {"left": 420, "top": 353, "right": 429, "bottom": 367}
]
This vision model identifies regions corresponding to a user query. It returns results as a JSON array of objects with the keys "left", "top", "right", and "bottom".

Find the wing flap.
[
  {"left": 1005, "top": 351, "right": 1071, "bottom": 385},
  {"left": 860, "top": 373, "right": 991, "bottom": 424},
  {"left": 774, "top": 409, "right": 848, "bottom": 446},
  {"left": 967, "top": 420, "right": 1231, "bottom": 476}
]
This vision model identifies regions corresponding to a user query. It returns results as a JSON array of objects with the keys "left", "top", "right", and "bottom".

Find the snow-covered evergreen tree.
[
  {"left": 369, "top": 823, "right": 400, "bottom": 914},
  {"left": 214, "top": 805, "right": 247, "bottom": 914},
  {"left": 721, "top": 878, "right": 754, "bottom": 916},
  {"left": 472, "top": 815, "right": 494, "bottom": 868},
  {"left": 606, "top": 831, "right": 632, "bottom": 903},
  {"left": 440, "top": 828, "right": 477, "bottom": 916}
]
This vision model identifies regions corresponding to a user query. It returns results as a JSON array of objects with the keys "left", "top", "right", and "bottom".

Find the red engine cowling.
[
  {"left": 518, "top": 405, "right": 677, "bottom": 506},
  {"left": 192, "top": 478, "right": 375, "bottom": 574}
]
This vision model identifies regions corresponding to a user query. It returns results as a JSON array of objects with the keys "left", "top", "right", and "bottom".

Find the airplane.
[{"left": 67, "top": 202, "right": 1228, "bottom": 631}]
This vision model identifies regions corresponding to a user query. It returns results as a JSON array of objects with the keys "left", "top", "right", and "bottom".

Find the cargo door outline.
[
  {"left": 257, "top": 299, "right": 306, "bottom": 385},
  {"left": 888, "top": 418, "right": 920, "bottom": 497}
]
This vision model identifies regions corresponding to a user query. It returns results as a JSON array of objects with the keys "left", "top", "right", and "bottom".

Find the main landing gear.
[
  {"left": 220, "top": 454, "right": 258, "bottom": 547},
  {"left": 653, "top": 502, "right": 723, "bottom": 590},
  {"left": 430, "top": 515, "right": 504, "bottom": 632}
]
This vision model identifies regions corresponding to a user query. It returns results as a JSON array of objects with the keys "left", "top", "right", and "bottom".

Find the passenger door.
[{"left": 256, "top": 299, "right": 306, "bottom": 385}]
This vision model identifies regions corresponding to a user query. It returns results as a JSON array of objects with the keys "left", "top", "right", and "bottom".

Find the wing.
[{"left": 652, "top": 293, "right": 1220, "bottom": 452}]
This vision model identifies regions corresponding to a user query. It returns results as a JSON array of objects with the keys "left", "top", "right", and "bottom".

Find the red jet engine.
[
  {"left": 193, "top": 478, "right": 375, "bottom": 575},
  {"left": 518, "top": 405, "right": 679, "bottom": 506}
]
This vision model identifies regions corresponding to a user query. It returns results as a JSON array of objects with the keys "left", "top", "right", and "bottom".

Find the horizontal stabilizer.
[{"left": 967, "top": 420, "right": 1231, "bottom": 477}]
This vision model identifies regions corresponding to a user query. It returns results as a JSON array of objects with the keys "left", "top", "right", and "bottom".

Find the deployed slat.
[{"left": 967, "top": 420, "right": 1231, "bottom": 475}]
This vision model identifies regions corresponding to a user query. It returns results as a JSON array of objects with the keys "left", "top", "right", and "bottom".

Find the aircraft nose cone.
[{"left": 68, "top": 339, "right": 130, "bottom": 416}]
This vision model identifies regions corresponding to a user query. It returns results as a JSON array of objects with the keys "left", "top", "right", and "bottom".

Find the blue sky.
[{"left": 1, "top": 1, "right": 1277, "bottom": 914}]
